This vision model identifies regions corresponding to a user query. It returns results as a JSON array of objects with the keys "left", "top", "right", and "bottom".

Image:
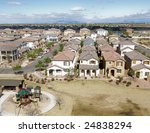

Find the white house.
[
  {"left": 79, "top": 51, "right": 100, "bottom": 77},
  {"left": 118, "top": 40, "right": 135, "bottom": 56},
  {"left": 46, "top": 34, "right": 58, "bottom": 42},
  {"left": 47, "top": 50, "right": 77, "bottom": 77},
  {"left": 96, "top": 29, "right": 108, "bottom": 36},
  {"left": 125, "top": 51, "right": 150, "bottom": 79},
  {"left": 91, "top": 33, "right": 97, "bottom": 41}
]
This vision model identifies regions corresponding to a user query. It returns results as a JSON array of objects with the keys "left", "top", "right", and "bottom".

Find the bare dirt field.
[{"left": 34, "top": 79, "right": 150, "bottom": 116}]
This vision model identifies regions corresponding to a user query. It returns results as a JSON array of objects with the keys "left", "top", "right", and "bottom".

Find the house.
[
  {"left": 91, "top": 32, "right": 97, "bottom": 41},
  {"left": 96, "top": 37, "right": 108, "bottom": 46},
  {"left": 71, "top": 34, "right": 82, "bottom": 40},
  {"left": 80, "top": 28, "right": 91, "bottom": 37},
  {"left": 0, "top": 42, "right": 19, "bottom": 63},
  {"left": 96, "top": 28, "right": 108, "bottom": 36},
  {"left": 64, "top": 29, "right": 76, "bottom": 37},
  {"left": 47, "top": 50, "right": 77, "bottom": 77},
  {"left": 79, "top": 51, "right": 99, "bottom": 77},
  {"left": 64, "top": 44, "right": 79, "bottom": 53},
  {"left": 101, "top": 51, "right": 125, "bottom": 77},
  {"left": 46, "top": 34, "right": 59, "bottom": 42},
  {"left": 110, "top": 40, "right": 119, "bottom": 50},
  {"left": 16, "top": 37, "right": 40, "bottom": 49},
  {"left": 69, "top": 38, "right": 81, "bottom": 46},
  {"left": 44, "top": 28, "right": 61, "bottom": 36},
  {"left": 98, "top": 44, "right": 115, "bottom": 56},
  {"left": 82, "top": 45, "right": 97, "bottom": 52},
  {"left": 124, "top": 51, "right": 150, "bottom": 79},
  {"left": 118, "top": 40, "right": 135, "bottom": 56},
  {"left": 83, "top": 37, "right": 94, "bottom": 46}
]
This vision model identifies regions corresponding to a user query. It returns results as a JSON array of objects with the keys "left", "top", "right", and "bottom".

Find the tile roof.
[
  {"left": 99, "top": 44, "right": 115, "bottom": 52},
  {"left": 125, "top": 51, "right": 149, "bottom": 60},
  {"left": 102, "top": 51, "right": 124, "bottom": 61},
  {"left": 52, "top": 50, "right": 75, "bottom": 61},
  {"left": 64, "top": 44, "right": 78, "bottom": 51},
  {"left": 82, "top": 45, "right": 96, "bottom": 51},
  {"left": 80, "top": 51, "right": 98, "bottom": 60},
  {"left": 83, "top": 37, "right": 94, "bottom": 45},
  {"left": 0, "top": 42, "right": 18, "bottom": 51},
  {"left": 131, "top": 64, "right": 150, "bottom": 71},
  {"left": 0, "top": 79, "right": 23, "bottom": 87},
  {"left": 119, "top": 40, "right": 136, "bottom": 45}
]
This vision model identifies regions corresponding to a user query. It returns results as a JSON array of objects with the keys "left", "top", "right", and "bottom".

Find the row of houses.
[{"left": 46, "top": 37, "right": 150, "bottom": 80}]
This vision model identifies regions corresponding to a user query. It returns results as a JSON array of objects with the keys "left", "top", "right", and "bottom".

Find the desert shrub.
[
  {"left": 128, "top": 69, "right": 135, "bottom": 77},
  {"left": 136, "top": 85, "right": 139, "bottom": 87},
  {"left": 116, "top": 81, "right": 119, "bottom": 85},
  {"left": 126, "top": 81, "right": 131, "bottom": 87},
  {"left": 85, "top": 77, "right": 87, "bottom": 80},
  {"left": 41, "top": 79, "right": 45, "bottom": 84},
  {"left": 109, "top": 79, "right": 113, "bottom": 82},
  {"left": 122, "top": 80, "right": 127, "bottom": 84},
  {"left": 118, "top": 76, "right": 123, "bottom": 82},
  {"left": 51, "top": 78, "right": 55, "bottom": 81}
]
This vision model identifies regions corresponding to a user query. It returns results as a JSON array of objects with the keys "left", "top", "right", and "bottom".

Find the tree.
[
  {"left": 13, "top": 64, "right": 22, "bottom": 71},
  {"left": 52, "top": 49, "right": 58, "bottom": 56},
  {"left": 43, "top": 57, "right": 51, "bottom": 64},
  {"left": 59, "top": 43, "right": 64, "bottom": 52},
  {"left": 128, "top": 69, "right": 135, "bottom": 77},
  {"left": 46, "top": 42, "right": 54, "bottom": 49},
  {"left": 27, "top": 51, "right": 36, "bottom": 59},
  {"left": 80, "top": 41, "right": 84, "bottom": 47},
  {"left": 35, "top": 60, "right": 44, "bottom": 69}
]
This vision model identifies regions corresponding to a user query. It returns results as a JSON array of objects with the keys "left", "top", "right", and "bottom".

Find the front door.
[{"left": 111, "top": 70, "right": 115, "bottom": 76}]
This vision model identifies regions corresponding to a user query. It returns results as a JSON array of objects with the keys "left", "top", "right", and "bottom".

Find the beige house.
[
  {"left": 102, "top": 51, "right": 125, "bottom": 77},
  {"left": 64, "top": 29, "right": 76, "bottom": 37},
  {"left": 124, "top": 51, "right": 150, "bottom": 79},
  {"left": 80, "top": 28, "right": 91, "bottom": 37}
]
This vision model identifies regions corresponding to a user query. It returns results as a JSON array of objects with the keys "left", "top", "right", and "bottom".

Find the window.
[
  {"left": 144, "top": 61, "right": 150, "bottom": 65},
  {"left": 81, "top": 61, "right": 83, "bottom": 63},
  {"left": 117, "top": 69, "right": 122, "bottom": 73},
  {"left": 132, "top": 60, "right": 136, "bottom": 64},
  {"left": 64, "top": 61, "right": 70, "bottom": 66},
  {"left": 116, "top": 61, "right": 123, "bottom": 66},
  {"left": 90, "top": 60, "right": 96, "bottom": 64},
  {"left": 145, "top": 72, "right": 149, "bottom": 76}
]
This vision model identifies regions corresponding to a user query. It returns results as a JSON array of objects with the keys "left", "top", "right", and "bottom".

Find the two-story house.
[
  {"left": 79, "top": 51, "right": 99, "bottom": 77},
  {"left": 64, "top": 29, "right": 76, "bottom": 37},
  {"left": 46, "top": 34, "right": 59, "bottom": 42},
  {"left": 118, "top": 40, "right": 135, "bottom": 56},
  {"left": 0, "top": 42, "right": 19, "bottom": 64},
  {"left": 47, "top": 50, "right": 77, "bottom": 77},
  {"left": 96, "top": 29, "right": 108, "bottom": 36},
  {"left": 80, "top": 28, "right": 91, "bottom": 37},
  {"left": 44, "top": 28, "right": 61, "bottom": 36},
  {"left": 102, "top": 51, "right": 125, "bottom": 77},
  {"left": 124, "top": 51, "right": 150, "bottom": 79}
]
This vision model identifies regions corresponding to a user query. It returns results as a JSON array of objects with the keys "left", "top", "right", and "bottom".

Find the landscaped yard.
[{"left": 35, "top": 79, "right": 150, "bottom": 116}]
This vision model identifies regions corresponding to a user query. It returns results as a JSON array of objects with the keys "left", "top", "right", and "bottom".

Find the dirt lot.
[{"left": 33, "top": 79, "right": 150, "bottom": 116}]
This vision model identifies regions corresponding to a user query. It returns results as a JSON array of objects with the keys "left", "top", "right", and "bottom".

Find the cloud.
[
  {"left": 7, "top": 1, "right": 22, "bottom": 5},
  {"left": 71, "top": 6, "right": 85, "bottom": 12},
  {"left": 0, "top": 10, "right": 150, "bottom": 24}
]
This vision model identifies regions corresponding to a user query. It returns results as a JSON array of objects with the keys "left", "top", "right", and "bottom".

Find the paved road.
[
  {"left": 0, "top": 45, "right": 59, "bottom": 74},
  {"left": 134, "top": 42, "right": 150, "bottom": 57}
]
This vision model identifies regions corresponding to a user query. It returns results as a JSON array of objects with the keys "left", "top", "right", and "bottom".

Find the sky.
[{"left": 0, "top": 0, "right": 150, "bottom": 23}]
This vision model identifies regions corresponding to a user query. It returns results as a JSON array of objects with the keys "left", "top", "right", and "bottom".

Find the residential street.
[{"left": 0, "top": 45, "right": 59, "bottom": 74}]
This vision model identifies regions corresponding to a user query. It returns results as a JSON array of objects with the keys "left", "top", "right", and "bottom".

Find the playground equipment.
[{"left": 13, "top": 86, "right": 42, "bottom": 115}]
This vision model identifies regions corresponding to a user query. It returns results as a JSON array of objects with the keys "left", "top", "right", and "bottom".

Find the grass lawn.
[{"left": 25, "top": 79, "right": 150, "bottom": 116}]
